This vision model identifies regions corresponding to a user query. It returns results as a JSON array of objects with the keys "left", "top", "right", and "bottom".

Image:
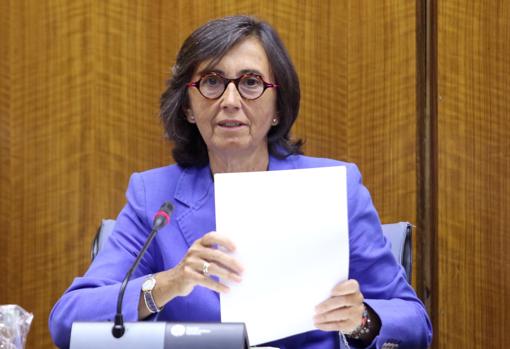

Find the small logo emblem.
[{"left": 170, "top": 324, "right": 186, "bottom": 337}]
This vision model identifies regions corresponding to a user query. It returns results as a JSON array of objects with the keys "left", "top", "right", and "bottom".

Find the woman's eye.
[
  {"left": 242, "top": 77, "right": 261, "bottom": 88},
  {"left": 204, "top": 76, "right": 220, "bottom": 86}
]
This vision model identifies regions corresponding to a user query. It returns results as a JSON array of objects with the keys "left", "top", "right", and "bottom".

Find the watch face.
[{"left": 142, "top": 277, "right": 156, "bottom": 291}]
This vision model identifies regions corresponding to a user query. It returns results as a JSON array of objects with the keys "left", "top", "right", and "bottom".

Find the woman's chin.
[{"left": 210, "top": 139, "right": 265, "bottom": 157}]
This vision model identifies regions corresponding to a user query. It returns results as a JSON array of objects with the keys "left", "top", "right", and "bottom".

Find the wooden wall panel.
[
  {"left": 0, "top": 0, "right": 11, "bottom": 308},
  {"left": 438, "top": 0, "right": 510, "bottom": 347},
  {"left": 343, "top": 1, "right": 419, "bottom": 289},
  {"left": 345, "top": 1, "right": 417, "bottom": 225},
  {"left": 0, "top": 1, "right": 419, "bottom": 348},
  {"left": 3, "top": 2, "right": 94, "bottom": 348}
]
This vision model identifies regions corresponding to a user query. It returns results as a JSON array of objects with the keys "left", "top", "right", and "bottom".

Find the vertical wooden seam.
[
  {"left": 416, "top": 0, "right": 438, "bottom": 345},
  {"left": 0, "top": 0, "right": 11, "bottom": 302}
]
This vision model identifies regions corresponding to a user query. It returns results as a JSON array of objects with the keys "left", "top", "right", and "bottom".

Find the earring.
[
  {"left": 184, "top": 108, "right": 196, "bottom": 123},
  {"left": 271, "top": 117, "right": 278, "bottom": 126}
]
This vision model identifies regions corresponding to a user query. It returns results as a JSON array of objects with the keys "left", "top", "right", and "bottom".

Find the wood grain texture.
[
  {"left": 4, "top": 2, "right": 94, "bottom": 348},
  {"left": 0, "top": 0, "right": 11, "bottom": 308},
  {"left": 416, "top": 0, "right": 438, "bottom": 323},
  {"left": 0, "top": 1, "right": 419, "bottom": 347},
  {"left": 345, "top": 1, "right": 417, "bottom": 225},
  {"left": 438, "top": 0, "right": 510, "bottom": 347}
]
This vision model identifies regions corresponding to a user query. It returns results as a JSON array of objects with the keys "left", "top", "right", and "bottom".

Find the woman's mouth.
[{"left": 218, "top": 120, "right": 246, "bottom": 128}]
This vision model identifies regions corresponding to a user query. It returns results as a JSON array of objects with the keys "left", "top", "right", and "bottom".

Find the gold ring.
[{"left": 202, "top": 261, "right": 210, "bottom": 276}]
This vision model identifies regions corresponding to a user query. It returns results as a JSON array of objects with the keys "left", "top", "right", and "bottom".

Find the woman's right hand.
[
  {"left": 168, "top": 231, "right": 244, "bottom": 295},
  {"left": 140, "top": 231, "right": 243, "bottom": 317}
]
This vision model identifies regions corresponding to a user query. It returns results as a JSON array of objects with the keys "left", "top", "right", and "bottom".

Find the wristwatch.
[{"left": 142, "top": 275, "right": 162, "bottom": 313}]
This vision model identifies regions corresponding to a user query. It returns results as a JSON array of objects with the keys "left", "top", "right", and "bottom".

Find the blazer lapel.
[
  {"left": 173, "top": 166, "right": 216, "bottom": 247},
  {"left": 172, "top": 155, "right": 295, "bottom": 247}
]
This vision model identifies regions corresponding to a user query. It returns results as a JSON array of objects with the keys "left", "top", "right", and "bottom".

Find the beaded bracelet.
[{"left": 345, "top": 305, "right": 371, "bottom": 340}]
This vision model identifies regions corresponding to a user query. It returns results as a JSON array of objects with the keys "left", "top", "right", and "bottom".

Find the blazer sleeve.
[
  {"left": 48, "top": 173, "right": 160, "bottom": 349},
  {"left": 345, "top": 163, "right": 433, "bottom": 349}
]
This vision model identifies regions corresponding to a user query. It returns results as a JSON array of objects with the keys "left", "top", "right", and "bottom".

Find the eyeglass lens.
[{"left": 199, "top": 74, "right": 265, "bottom": 100}]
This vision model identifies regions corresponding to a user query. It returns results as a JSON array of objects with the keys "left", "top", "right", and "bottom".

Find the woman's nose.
[{"left": 220, "top": 82, "right": 242, "bottom": 109}]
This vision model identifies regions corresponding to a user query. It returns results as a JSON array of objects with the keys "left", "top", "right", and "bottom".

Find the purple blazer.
[{"left": 49, "top": 155, "right": 432, "bottom": 348}]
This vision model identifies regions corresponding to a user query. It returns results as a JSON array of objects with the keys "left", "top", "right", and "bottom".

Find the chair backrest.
[
  {"left": 381, "top": 222, "right": 413, "bottom": 282},
  {"left": 90, "top": 219, "right": 116, "bottom": 261},
  {"left": 90, "top": 220, "right": 412, "bottom": 282}
]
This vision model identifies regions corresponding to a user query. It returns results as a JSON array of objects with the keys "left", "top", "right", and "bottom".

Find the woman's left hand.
[{"left": 314, "top": 279, "right": 365, "bottom": 332}]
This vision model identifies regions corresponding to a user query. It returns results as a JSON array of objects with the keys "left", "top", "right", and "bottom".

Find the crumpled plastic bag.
[{"left": 0, "top": 305, "right": 33, "bottom": 349}]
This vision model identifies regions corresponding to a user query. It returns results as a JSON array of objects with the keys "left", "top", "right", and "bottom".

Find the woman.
[{"left": 49, "top": 16, "right": 432, "bottom": 348}]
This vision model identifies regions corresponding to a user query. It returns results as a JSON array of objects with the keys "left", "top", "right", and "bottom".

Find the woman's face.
[{"left": 186, "top": 36, "right": 278, "bottom": 158}]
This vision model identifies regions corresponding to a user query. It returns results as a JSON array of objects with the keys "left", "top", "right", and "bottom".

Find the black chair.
[
  {"left": 90, "top": 219, "right": 116, "bottom": 261},
  {"left": 380, "top": 222, "right": 413, "bottom": 282},
  {"left": 91, "top": 220, "right": 413, "bottom": 282}
]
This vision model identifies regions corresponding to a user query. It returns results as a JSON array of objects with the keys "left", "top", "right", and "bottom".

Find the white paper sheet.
[{"left": 215, "top": 166, "right": 349, "bottom": 345}]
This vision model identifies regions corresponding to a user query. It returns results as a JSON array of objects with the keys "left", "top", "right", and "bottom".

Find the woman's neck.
[{"left": 208, "top": 147, "right": 269, "bottom": 174}]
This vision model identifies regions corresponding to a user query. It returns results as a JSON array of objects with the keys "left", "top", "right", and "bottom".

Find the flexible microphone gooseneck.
[{"left": 112, "top": 201, "right": 174, "bottom": 338}]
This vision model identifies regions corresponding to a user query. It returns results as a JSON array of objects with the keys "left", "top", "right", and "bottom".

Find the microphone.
[{"left": 112, "top": 201, "right": 174, "bottom": 338}]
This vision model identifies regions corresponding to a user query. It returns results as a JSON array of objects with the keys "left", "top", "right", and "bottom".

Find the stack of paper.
[{"left": 215, "top": 166, "right": 349, "bottom": 345}]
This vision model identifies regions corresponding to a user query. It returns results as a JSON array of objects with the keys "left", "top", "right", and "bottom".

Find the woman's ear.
[{"left": 184, "top": 108, "right": 196, "bottom": 123}]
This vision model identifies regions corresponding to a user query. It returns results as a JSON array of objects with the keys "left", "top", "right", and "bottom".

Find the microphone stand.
[{"left": 112, "top": 202, "right": 173, "bottom": 338}]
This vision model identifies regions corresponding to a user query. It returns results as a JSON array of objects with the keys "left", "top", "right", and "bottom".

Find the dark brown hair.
[{"left": 160, "top": 15, "right": 303, "bottom": 167}]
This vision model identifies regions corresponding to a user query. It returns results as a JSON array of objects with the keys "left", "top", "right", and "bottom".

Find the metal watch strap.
[{"left": 142, "top": 275, "right": 162, "bottom": 313}]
